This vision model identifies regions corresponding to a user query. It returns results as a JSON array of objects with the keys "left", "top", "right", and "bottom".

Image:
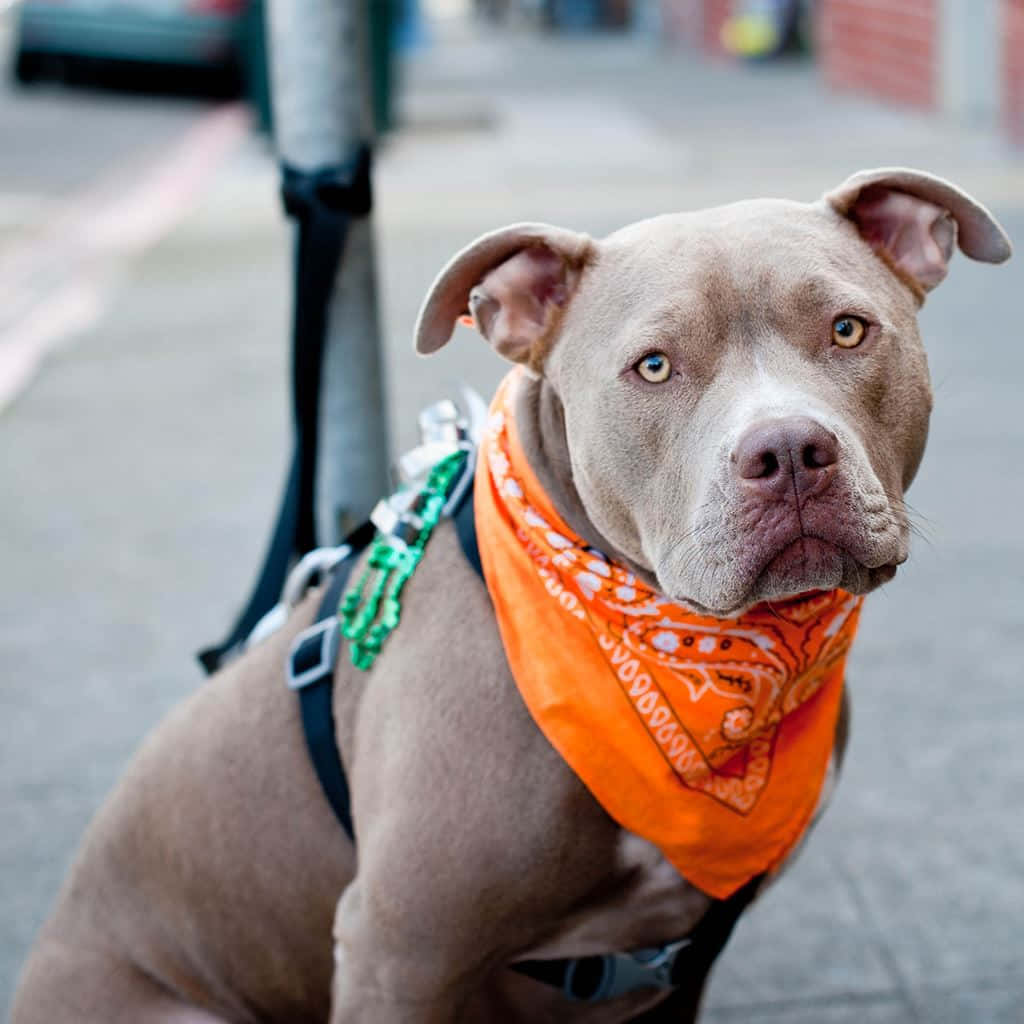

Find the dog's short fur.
[{"left": 12, "top": 169, "right": 1010, "bottom": 1024}]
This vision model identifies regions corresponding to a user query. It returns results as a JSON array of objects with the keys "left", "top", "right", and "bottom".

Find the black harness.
[{"left": 286, "top": 484, "right": 762, "bottom": 1006}]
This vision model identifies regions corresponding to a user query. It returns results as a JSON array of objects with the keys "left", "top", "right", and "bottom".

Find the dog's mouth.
[
  {"left": 761, "top": 535, "right": 846, "bottom": 582},
  {"left": 669, "top": 535, "right": 901, "bottom": 619},
  {"left": 756, "top": 530, "right": 902, "bottom": 599}
]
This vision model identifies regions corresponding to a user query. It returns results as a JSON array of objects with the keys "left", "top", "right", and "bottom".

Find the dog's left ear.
[
  {"left": 825, "top": 167, "right": 1011, "bottom": 296},
  {"left": 415, "top": 222, "right": 592, "bottom": 364}
]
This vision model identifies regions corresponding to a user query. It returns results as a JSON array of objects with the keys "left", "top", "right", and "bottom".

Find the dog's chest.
[
  {"left": 520, "top": 720, "right": 842, "bottom": 969},
  {"left": 520, "top": 831, "right": 711, "bottom": 961}
]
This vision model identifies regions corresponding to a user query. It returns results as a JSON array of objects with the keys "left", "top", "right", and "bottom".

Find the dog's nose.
[{"left": 732, "top": 417, "right": 839, "bottom": 499}]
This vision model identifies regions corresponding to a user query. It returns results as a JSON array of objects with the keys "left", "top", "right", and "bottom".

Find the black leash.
[{"left": 198, "top": 147, "right": 373, "bottom": 675}]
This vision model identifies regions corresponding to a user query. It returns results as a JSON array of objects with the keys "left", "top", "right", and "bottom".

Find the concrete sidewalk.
[{"left": 3, "top": 18, "right": 1023, "bottom": 1021}]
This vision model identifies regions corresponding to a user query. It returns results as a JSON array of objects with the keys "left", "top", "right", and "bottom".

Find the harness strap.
[
  {"left": 286, "top": 470, "right": 476, "bottom": 840},
  {"left": 287, "top": 520, "right": 376, "bottom": 841},
  {"left": 453, "top": 482, "right": 484, "bottom": 579}
]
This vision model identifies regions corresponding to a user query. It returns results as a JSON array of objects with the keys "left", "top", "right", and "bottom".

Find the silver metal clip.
[{"left": 245, "top": 544, "right": 351, "bottom": 650}]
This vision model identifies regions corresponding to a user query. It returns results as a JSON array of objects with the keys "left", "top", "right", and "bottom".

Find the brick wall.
[
  {"left": 818, "top": 0, "right": 938, "bottom": 110},
  {"left": 1004, "top": 0, "right": 1024, "bottom": 142},
  {"left": 660, "top": 0, "right": 733, "bottom": 54},
  {"left": 701, "top": 0, "right": 733, "bottom": 54},
  {"left": 660, "top": 0, "right": 1020, "bottom": 144}
]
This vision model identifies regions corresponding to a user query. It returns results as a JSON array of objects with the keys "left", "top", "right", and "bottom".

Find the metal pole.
[{"left": 267, "top": 0, "right": 390, "bottom": 544}]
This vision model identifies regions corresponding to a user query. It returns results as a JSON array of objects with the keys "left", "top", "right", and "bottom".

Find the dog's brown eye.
[
  {"left": 636, "top": 352, "right": 672, "bottom": 383},
  {"left": 831, "top": 316, "right": 867, "bottom": 348}
]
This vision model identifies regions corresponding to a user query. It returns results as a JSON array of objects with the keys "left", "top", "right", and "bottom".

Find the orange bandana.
[{"left": 475, "top": 371, "right": 864, "bottom": 898}]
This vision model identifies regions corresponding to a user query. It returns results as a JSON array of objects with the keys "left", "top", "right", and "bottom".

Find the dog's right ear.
[{"left": 415, "top": 223, "right": 592, "bottom": 366}]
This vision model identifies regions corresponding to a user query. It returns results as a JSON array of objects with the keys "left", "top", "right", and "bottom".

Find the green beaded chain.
[{"left": 339, "top": 450, "right": 467, "bottom": 670}]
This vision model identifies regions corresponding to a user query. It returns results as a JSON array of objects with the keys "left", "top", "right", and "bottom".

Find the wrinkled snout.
[{"left": 731, "top": 416, "right": 838, "bottom": 501}]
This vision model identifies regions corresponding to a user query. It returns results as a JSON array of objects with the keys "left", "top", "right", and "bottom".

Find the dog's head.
[{"left": 416, "top": 169, "right": 1010, "bottom": 616}]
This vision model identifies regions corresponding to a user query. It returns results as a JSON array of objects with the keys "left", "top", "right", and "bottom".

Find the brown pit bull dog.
[{"left": 12, "top": 168, "right": 1011, "bottom": 1024}]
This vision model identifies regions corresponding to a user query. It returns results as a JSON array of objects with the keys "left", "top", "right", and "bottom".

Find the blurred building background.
[
  {"left": 8, "top": 1, "right": 1024, "bottom": 144},
  {"left": 468, "top": 0, "right": 1024, "bottom": 145}
]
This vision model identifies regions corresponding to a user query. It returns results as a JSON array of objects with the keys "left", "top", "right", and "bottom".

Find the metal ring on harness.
[{"left": 244, "top": 544, "right": 353, "bottom": 650}]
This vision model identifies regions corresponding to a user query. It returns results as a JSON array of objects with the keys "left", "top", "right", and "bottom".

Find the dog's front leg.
[
  {"left": 323, "top": 527, "right": 625, "bottom": 1021},
  {"left": 328, "top": 871, "right": 497, "bottom": 1023}
]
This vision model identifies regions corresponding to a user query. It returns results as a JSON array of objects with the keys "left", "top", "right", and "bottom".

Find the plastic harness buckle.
[{"left": 561, "top": 937, "right": 692, "bottom": 1003}]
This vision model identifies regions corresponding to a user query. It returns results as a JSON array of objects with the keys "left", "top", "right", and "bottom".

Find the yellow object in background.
[{"left": 721, "top": 14, "right": 780, "bottom": 57}]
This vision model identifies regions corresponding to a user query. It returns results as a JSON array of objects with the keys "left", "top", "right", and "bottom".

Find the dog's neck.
[{"left": 513, "top": 373, "right": 656, "bottom": 586}]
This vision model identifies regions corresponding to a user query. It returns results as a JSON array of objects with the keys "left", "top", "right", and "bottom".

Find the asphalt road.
[
  {"left": 2, "top": 17, "right": 1023, "bottom": 1023},
  {"left": 0, "top": 14, "right": 254, "bottom": 1009},
  {"left": 0, "top": 9, "right": 247, "bottom": 411},
  {"left": 0, "top": 10, "right": 221, "bottom": 228}
]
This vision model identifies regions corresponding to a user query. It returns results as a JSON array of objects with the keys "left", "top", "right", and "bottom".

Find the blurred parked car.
[{"left": 12, "top": 0, "right": 249, "bottom": 84}]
